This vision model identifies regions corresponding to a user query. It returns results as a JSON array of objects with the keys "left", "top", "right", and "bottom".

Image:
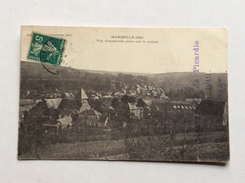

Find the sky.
[{"left": 21, "top": 26, "right": 228, "bottom": 74}]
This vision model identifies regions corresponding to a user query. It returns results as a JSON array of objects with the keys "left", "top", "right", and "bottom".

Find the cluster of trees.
[
  {"left": 117, "top": 73, "right": 148, "bottom": 85},
  {"left": 21, "top": 63, "right": 150, "bottom": 95}
]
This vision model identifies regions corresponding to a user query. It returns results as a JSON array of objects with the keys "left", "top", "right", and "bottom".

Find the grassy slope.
[{"left": 20, "top": 131, "right": 229, "bottom": 162}]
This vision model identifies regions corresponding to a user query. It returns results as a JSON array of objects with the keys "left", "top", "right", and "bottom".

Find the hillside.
[{"left": 20, "top": 61, "right": 228, "bottom": 101}]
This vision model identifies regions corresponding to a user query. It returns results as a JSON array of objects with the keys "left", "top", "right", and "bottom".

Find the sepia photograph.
[{"left": 18, "top": 26, "right": 229, "bottom": 162}]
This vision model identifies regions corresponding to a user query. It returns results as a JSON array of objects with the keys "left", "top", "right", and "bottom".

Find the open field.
[{"left": 19, "top": 131, "right": 229, "bottom": 162}]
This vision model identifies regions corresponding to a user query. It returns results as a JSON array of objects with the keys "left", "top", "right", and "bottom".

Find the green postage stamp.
[{"left": 27, "top": 32, "right": 66, "bottom": 66}]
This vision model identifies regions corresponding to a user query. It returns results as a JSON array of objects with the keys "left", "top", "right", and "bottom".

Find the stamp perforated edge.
[{"left": 25, "top": 31, "right": 67, "bottom": 67}]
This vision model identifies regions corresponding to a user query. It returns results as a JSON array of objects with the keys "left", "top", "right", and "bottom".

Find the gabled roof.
[
  {"left": 20, "top": 99, "right": 35, "bottom": 106},
  {"left": 195, "top": 100, "right": 226, "bottom": 116},
  {"left": 142, "top": 99, "right": 152, "bottom": 106},
  {"left": 57, "top": 116, "right": 72, "bottom": 128},
  {"left": 109, "top": 106, "right": 114, "bottom": 110},
  {"left": 75, "top": 88, "right": 88, "bottom": 100},
  {"left": 136, "top": 98, "right": 152, "bottom": 107},
  {"left": 45, "top": 98, "right": 63, "bottom": 109},
  {"left": 128, "top": 103, "right": 139, "bottom": 110},
  {"left": 160, "top": 93, "right": 169, "bottom": 99},
  {"left": 81, "top": 89, "right": 88, "bottom": 99}
]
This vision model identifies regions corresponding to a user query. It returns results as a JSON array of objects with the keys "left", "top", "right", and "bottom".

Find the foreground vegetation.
[{"left": 18, "top": 124, "right": 229, "bottom": 162}]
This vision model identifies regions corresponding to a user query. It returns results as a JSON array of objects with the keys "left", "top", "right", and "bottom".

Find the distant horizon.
[{"left": 21, "top": 60, "right": 228, "bottom": 75}]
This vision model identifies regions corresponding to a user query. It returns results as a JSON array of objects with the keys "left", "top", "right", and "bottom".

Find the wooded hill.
[{"left": 20, "top": 61, "right": 228, "bottom": 101}]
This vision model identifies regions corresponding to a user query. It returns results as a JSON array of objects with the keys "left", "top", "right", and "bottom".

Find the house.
[
  {"left": 19, "top": 99, "right": 36, "bottom": 114},
  {"left": 79, "top": 109, "right": 102, "bottom": 126},
  {"left": 57, "top": 116, "right": 73, "bottom": 129},
  {"left": 160, "top": 92, "right": 169, "bottom": 99},
  {"left": 147, "top": 85, "right": 153, "bottom": 91},
  {"left": 136, "top": 85, "right": 141, "bottom": 94},
  {"left": 152, "top": 99, "right": 195, "bottom": 112},
  {"left": 29, "top": 100, "right": 59, "bottom": 119},
  {"left": 136, "top": 98, "right": 152, "bottom": 119},
  {"left": 58, "top": 110, "right": 72, "bottom": 119},
  {"left": 26, "top": 90, "right": 40, "bottom": 100},
  {"left": 19, "top": 99, "right": 36, "bottom": 124},
  {"left": 21, "top": 101, "right": 59, "bottom": 132},
  {"left": 128, "top": 90, "right": 137, "bottom": 96},
  {"left": 163, "top": 103, "right": 195, "bottom": 114},
  {"left": 195, "top": 100, "right": 228, "bottom": 128},
  {"left": 128, "top": 103, "right": 142, "bottom": 119},
  {"left": 42, "top": 123, "right": 60, "bottom": 134},
  {"left": 137, "top": 98, "right": 149, "bottom": 108},
  {"left": 150, "top": 99, "right": 196, "bottom": 122},
  {"left": 75, "top": 88, "right": 91, "bottom": 112},
  {"left": 156, "top": 87, "right": 164, "bottom": 95},
  {"left": 142, "top": 99, "right": 152, "bottom": 106},
  {"left": 42, "top": 115, "right": 72, "bottom": 134},
  {"left": 102, "top": 94, "right": 113, "bottom": 99},
  {"left": 80, "top": 101, "right": 91, "bottom": 112},
  {"left": 152, "top": 90, "right": 158, "bottom": 97},
  {"left": 114, "top": 91, "right": 126, "bottom": 97}
]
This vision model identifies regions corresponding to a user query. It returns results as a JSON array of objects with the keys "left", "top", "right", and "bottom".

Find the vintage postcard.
[{"left": 19, "top": 26, "right": 229, "bottom": 163}]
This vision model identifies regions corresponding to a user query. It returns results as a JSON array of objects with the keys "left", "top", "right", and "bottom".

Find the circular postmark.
[{"left": 40, "top": 38, "right": 65, "bottom": 75}]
